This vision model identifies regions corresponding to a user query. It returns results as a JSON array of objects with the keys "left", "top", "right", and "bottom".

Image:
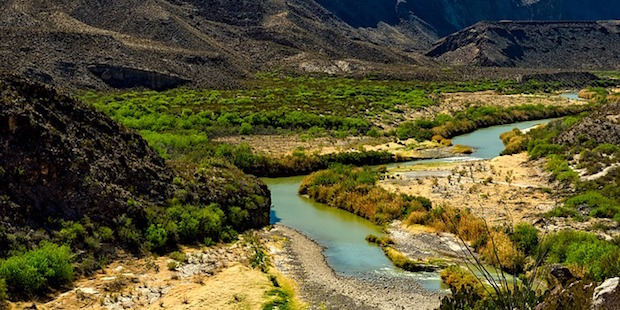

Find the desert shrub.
[
  {"left": 543, "top": 230, "right": 620, "bottom": 281},
  {"left": 0, "top": 243, "right": 74, "bottom": 297},
  {"left": 146, "top": 224, "right": 168, "bottom": 251},
  {"left": 511, "top": 223, "right": 539, "bottom": 256},
  {"left": 169, "top": 251, "right": 188, "bottom": 263},
  {"left": 564, "top": 191, "right": 620, "bottom": 219},
  {"left": 299, "top": 165, "right": 429, "bottom": 224},
  {"left": 405, "top": 210, "right": 430, "bottom": 225},
  {"left": 428, "top": 206, "right": 487, "bottom": 244},
  {"left": 166, "top": 204, "right": 224, "bottom": 243},
  {"left": 441, "top": 265, "right": 485, "bottom": 298},
  {"left": 365, "top": 234, "right": 394, "bottom": 247},
  {"left": 481, "top": 230, "right": 526, "bottom": 273},
  {"left": 500, "top": 128, "right": 528, "bottom": 155},
  {"left": 529, "top": 143, "right": 565, "bottom": 159}
]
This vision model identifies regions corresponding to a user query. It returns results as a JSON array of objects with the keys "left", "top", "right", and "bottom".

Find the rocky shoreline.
[{"left": 263, "top": 225, "right": 445, "bottom": 310}]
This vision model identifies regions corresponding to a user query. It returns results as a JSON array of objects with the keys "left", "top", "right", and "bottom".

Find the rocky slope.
[
  {"left": 0, "top": 76, "right": 271, "bottom": 250},
  {"left": 556, "top": 101, "right": 620, "bottom": 146},
  {"left": 317, "top": 0, "right": 620, "bottom": 37},
  {"left": 0, "top": 0, "right": 428, "bottom": 89},
  {"left": 426, "top": 21, "right": 620, "bottom": 69}
]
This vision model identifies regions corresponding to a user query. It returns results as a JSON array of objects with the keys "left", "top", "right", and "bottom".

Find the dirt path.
[{"left": 265, "top": 225, "right": 444, "bottom": 310}]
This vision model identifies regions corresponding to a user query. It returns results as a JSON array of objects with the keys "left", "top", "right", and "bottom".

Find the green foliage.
[
  {"left": 146, "top": 224, "right": 168, "bottom": 251},
  {"left": 365, "top": 234, "right": 395, "bottom": 247},
  {"left": 564, "top": 191, "right": 620, "bottom": 219},
  {"left": 0, "top": 278, "right": 7, "bottom": 302},
  {"left": 165, "top": 204, "right": 224, "bottom": 244},
  {"left": 543, "top": 230, "right": 620, "bottom": 281},
  {"left": 511, "top": 223, "right": 539, "bottom": 256},
  {"left": 169, "top": 251, "right": 188, "bottom": 263},
  {"left": 299, "top": 165, "right": 430, "bottom": 224},
  {"left": 0, "top": 243, "right": 74, "bottom": 297}
]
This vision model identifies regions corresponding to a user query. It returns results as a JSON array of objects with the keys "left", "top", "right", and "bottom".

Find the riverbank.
[
  {"left": 264, "top": 225, "right": 444, "bottom": 310},
  {"left": 381, "top": 153, "right": 555, "bottom": 225}
]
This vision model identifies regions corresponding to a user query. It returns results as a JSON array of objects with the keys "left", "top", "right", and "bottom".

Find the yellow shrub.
[{"left": 481, "top": 230, "right": 525, "bottom": 272}]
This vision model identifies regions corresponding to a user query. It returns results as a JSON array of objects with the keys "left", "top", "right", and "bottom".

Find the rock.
[
  {"left": 592, "top": 277, "right": 620, "bottom": 310},
  {"left": 88, "top": 64, "right": 190, "bottom": 91},
  {"left": 549, "top": 264, "right": 575, "bottom": 286},
  {"left": 427, "top": 21, "right": 620, "bottom": 69}
]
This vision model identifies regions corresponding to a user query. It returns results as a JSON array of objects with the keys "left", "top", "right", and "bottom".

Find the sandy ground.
[
  {"left": 380, "top": 153, "right": 556, "bottom": 225},
  {"left": 264, "top": 225, "right": 444, "bottom": 310},
  {"left": 9, "top": 238, "right": 282, "bottom": 310}
]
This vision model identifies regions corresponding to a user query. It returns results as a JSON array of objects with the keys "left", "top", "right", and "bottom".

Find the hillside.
[
  {"left": 0, "top": 0, "right": 428, "bottom": 89},
  {"left": 426, "top": 21, "right": 620, "bottom": 69},
  {"left": 316, "top": 0, "right": 620, "bottom": 36},
  {"left": 0, "top": 76, "right": 271, "bottom": 301}
]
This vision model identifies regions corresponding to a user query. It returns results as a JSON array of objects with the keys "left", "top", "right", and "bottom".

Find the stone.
[{"left": 592, "top": 277, "right": 620, "bottom": 310}]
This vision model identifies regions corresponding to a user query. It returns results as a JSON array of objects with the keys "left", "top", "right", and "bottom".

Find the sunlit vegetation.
[
  {"left": 396, "top": 104, "right": 590, "bottom": 142},
  {"left": 299, "top": 165, "right": 431, "bottom": 224},
  {"left": 0, "top": 243, "right": 74, "bottom": 297}
]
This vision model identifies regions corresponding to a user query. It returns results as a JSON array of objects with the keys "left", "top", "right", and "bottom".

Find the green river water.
[{"left": 263, "top": 118, "right": 556, "bottom": 291}]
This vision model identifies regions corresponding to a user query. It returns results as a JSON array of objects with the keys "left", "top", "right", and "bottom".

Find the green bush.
[
  {"left": 543, "top": 230, "right": 620, "bottom": 281},
  {"left": 511, "top": 223, "right": 539, "bottom": 256},
  {"left": 565, "top": 191, "right": 620, "bottom": 219},
  {"left": 0, "top": 243, "right": 74, "bottom": 297},
  {"left": 146, "top": 224, "right": 168, "bottom": 251},
  {"left": 0, "top": 278, "right": 7, "bottom": 302}
]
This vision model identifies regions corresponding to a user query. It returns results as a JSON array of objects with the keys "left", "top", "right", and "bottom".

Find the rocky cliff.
[
  {"left": 426, "top": 21, "right": 620, "bottom": 69},
  {"left": 317, "top": 0, "right": 620, "bottom": 36}
]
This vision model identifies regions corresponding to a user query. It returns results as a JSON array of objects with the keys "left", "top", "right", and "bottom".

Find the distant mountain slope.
[
  {"left": 316, "top": 0, "right": 620, "bottom": 36},
  {"left": 426, "top": 21, "right": 620, "bottom": 69},
  {"left": 0, "top": 0, "right": 430, "bottom": 89}
]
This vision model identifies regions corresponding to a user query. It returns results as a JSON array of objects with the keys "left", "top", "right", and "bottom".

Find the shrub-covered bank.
[
  {"left": 396, "top": 103, "right": 591, "bottom": 142},
  {"left": 299, "top": 165, "right": 432, "bottom": 224}
]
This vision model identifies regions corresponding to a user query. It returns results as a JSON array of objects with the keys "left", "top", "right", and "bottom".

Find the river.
[{"left": 263, "top": 118, "right": 556, "bottom": 291}]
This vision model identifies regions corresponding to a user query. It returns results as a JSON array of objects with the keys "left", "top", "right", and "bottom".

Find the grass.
[{"left": 382, "top": 247, "right": 446, "bottom": 272}]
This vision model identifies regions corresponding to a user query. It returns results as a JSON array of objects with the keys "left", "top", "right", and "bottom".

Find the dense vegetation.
[
  {"left": 80, "top": 75, "right": 593, "bottom": 178},
  {"left": 299, "top": 165, "right": 432, "bottom": 224},
  {"left": 396, "top": 104, "right": 589, "bottom": 142}
]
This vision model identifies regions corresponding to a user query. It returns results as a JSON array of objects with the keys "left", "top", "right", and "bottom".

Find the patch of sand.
[
  {"left": 15, "top": 239, "right": 290, "bottom": 310},
  {"left": 380, "top": 153, "right": 556, "bottom": 224},
  {"left": 146, "top": 264, "right": 271, "bottom": 310}
]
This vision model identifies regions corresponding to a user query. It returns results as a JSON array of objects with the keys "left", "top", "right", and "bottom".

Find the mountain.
[
  {"left": 426, "top": 21, "right": 620, "bottom": 69},
  {"left": 0, "top": 0, "right": 430, "bottom": 89},
  {"left": 316, "top": 0, "right": 620, "bottom": 37},
  {"left": 1, "top": 0, "right": 619, "bottom": 89},
  {"left": 0, "top": 75, "right": 271, "bottom": 253}
]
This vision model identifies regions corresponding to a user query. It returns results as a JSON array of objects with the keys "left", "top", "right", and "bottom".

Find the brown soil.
[
  {"left": 380, "top": 153, "right": 556, "bottom": 225},
  {"left": 8, "top": 237, "right": 288, "bottom": 310}
]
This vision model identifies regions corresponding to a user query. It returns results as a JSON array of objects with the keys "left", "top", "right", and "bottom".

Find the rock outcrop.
[
  {"left": 0, "top": 76, "right": 271, "bottom": 250},
  {"left": 556, "top": 102, "right": 620, "bottom": 146},
  {"left": 0, "top": 75, "right": 173, "bottom": 227},
  {"left": 427, "top": 21, "right": 620, "bottom": 69},
  {"left": 87, "top": 65, "right": 190, "bottom": 91}
]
